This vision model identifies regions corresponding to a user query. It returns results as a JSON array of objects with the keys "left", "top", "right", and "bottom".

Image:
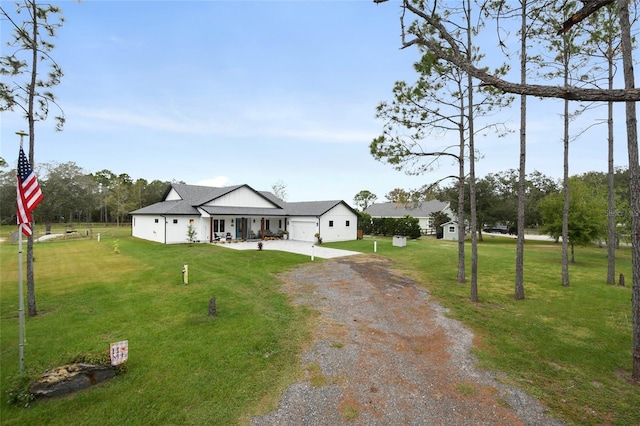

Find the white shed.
[{"left": 442, "top": 221, "right": 459, "bottom": 241}]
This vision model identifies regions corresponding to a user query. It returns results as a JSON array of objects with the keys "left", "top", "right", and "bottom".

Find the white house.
[
  {"left": 130, "top": 183, "right": 359, "bottom": 244},
  {"left": 364, "top": 200, "right": 454, "bottom": 235}
]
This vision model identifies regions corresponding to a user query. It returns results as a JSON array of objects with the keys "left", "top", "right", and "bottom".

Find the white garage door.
[{"left": 290, "top": 220, "right": 316, "bottom": 242}]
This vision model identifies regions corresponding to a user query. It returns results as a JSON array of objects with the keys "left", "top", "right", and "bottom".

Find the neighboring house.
[
  {"left": 364, "top": 200, "right": 453, "bottom": 235},
  {"left": 130, "top": 183, "right": 358, "bottom": 244}
]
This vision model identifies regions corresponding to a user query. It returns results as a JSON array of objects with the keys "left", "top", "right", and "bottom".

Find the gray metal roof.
[
  {"left": 200, "top": 206, "right": 287, "bottom": 216},
  {"left": 284, "top": 200, "right": 354, "bottom": 216},
  {"left": 170, "top": 183, "right": 245, "bottom": 205},
  {"left": 130, "top": 199, "right": 199, "bottom": 215},
  {"left": 364, "top": 200, "right": 449, "bottom": 218},
  {"left": 130, "top": 183, "right": 353, "bottom": 218}
]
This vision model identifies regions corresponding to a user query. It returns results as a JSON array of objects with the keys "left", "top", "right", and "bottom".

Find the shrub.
[{"left": 371, "top": 215, "right": 421, "bottom": 239}]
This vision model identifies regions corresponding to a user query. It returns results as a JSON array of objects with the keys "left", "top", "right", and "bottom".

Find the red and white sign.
[{"left": 110, "top": 340, "right": 128, "bottom": 366}]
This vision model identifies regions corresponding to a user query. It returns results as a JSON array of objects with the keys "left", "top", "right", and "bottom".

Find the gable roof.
[
  {"left": 364, "top": 200, "right": 449, "bottom": 218},
  {"left": 130, "top": 199, "right": 199, "bottom": 215},
  {"left": 284, "top": 200, "right": 356, "bottom": 217},
  {"left": 130, "top": 184, "right": 356, "bottom": 218},
  {"left": 131, "top": 183, "right": 282, "bottom": 216}
]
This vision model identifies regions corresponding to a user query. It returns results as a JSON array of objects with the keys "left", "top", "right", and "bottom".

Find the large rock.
[{"left": 29, "top": 363, "right": 116, "bottom": 398}]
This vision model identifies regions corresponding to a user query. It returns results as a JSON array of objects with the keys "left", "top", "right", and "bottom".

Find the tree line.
[
  {"left": 354, "top": 166, "right": 631, "bottom": 248},
  {"left": 0, "top": 158, "right": 172, "bottom": 229}
]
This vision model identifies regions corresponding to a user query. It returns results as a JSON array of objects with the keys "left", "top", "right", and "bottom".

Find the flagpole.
[
  {"left": 16, "top": 130, "right": 28, "bottom": 376},
  {"left": 18, "top": 225, "right": 25, "bottom": 375}
]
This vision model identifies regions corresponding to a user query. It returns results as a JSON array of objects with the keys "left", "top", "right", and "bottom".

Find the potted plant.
[
  {"left": 314, "top": 232, "right": 322, "bottom": 244},
  {"left": 282, "top": 230, "right": 289, "bottom": 240}
]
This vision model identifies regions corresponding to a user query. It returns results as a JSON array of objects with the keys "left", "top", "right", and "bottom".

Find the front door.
[{"left": 236, "top": 217, "right": 247, "bottom": 240}]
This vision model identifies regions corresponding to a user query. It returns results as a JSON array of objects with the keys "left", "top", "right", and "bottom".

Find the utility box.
[{"left": 392, "top": 235, "right": 407, "bottom": 247}]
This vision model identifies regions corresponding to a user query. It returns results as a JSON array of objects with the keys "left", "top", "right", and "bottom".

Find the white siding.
[
  {"left": 443, "top": 222, "right": 458, "bottom": 240},
  {"left": 206, "top": 186, "right": 275, "bottom": 208},
  {"left": 164, "top": 215, "right": 202, "bottom": 244},
  {"left": 165, "top": 188, "right": 182, "bottom": 201},
  {"left": 318, "top": 203, "right": 358, "bottom": 242},
  {"left": 132, "top": 216, "right": 165, "bottom": 243}
]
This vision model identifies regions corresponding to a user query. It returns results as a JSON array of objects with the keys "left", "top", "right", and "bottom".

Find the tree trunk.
[
  {"left": 561, "top": 96, "right": 570, "bottom": 287},
  {"left": 616, "top": 0, "right": 640, "bottom": 383},
  {"left": 571, "top": 242, "right": 575, "bottom": 264},
  {"left": 607, "top": 98, "right": 616, "bottom": 284},
  {"left": 26, "top": 0, "right": 39, "bottom": 317},
  {"left": 457, "top": 126, "right": 466, "bottom": 284},
  {"left": 467, "top": 0, "right": 478, "bottom": 303},
  {"left": 514, "top": 0, "right": 527, "bottom": 301}
]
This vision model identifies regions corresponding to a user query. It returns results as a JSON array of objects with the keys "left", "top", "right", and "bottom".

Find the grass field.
[
  {"left": 328, "top": 236, "right": 639, "bottom": 425},
  {"left": 1, "top": 225, "right": 313, "bottom": 425},
  {"left": 1, "top": 225, "right": 639, "bottom": 425}
]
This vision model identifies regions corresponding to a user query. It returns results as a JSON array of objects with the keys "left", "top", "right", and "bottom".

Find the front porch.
[{"left": 207, "top": 215, "right": 288, "bottom": 243}]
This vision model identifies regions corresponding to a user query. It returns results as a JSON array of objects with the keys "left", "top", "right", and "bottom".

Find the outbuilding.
[{"left": 441, "top": 221, "right": 460, "bottom": 241}]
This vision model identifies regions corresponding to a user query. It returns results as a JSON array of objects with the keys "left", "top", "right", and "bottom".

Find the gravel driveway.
[{"left": 253, "top": 255, "right": 563, "bottom": 426}]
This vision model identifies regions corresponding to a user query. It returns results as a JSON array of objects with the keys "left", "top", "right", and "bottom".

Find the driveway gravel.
[
  {"left": 219, "top": 240, "right": 361, "bottom": 259},
  {"left": 252, "top": 255, "right": 564, "bottom": 426}
]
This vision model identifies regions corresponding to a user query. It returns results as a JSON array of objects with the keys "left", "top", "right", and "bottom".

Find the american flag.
[{"left": 16, "top": 147, "right": 43, "bottom": 237}]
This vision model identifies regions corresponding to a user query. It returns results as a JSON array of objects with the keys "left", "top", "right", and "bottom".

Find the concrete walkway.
[{"left": 215, "top": 240, "right": 361, "bottom": 259}]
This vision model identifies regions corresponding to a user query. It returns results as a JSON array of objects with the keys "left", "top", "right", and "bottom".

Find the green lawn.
[
  {"left": 1, "top": 225, "right": 313, "bottom": 425},
  {"left": 1, "top": 227, "right": 639, "bottom": 425},
  {"left": 328, "top": 236, "right": 639, "bottom": 425}
]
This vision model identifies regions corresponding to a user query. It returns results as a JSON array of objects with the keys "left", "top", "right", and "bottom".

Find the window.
[
  {"left": 213, "top": 219, "right": 226, "bottom": 232},
  {"left": 329, "top": 220, "right": 334, "bottom": 227},
  {"left": 345, "top": 220, "right": 350, "bottom": 227},
  {"left": 266, "top": 219, "right": 270, "bottom": 230},
  {"left": 278, "top": 219, "right": 282, "bottom": 229},
  {"left": 173, "top": 219, "right": 178, "bottom": 224},
  {"left": 154, "top": 218, "right": 159, "bottom": 224},
  {"left": 448, "top": 226, "right": 455, "bottom": 233}
]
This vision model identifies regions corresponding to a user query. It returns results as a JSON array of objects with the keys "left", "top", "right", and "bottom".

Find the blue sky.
[{"left": 1, "top": 0, "right": 634, "bottom": 205}]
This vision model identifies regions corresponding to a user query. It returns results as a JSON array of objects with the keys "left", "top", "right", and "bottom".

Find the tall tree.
[
  {"left": 586, "top": 3, "right": 626, "bottom": 284},
  {"left": 353, "top": 190, "right": 378, "bottom": 210},
  {"left": 464, "top": 0, "right": 479, "bottom": 302},
  {"left": 0, "top": 1, "right": 65, "bottom": 316},
  {"left": 39, "top": 161, "right": 97, "bottom": 228},
  {"left": 92, "top": 169, "right": 116, "bottom": 223},
  {"left": 384, "top": 188, "right": 412, "bottom": 205},
  {"left": 372, "top": 3, "right": 510, "bottom": 287},
  {"left": 374, "top": 0, "right": 640, "bottom": 383},
  {"left": 514, "top": 0, "right": 530, "bottom": 300},
  {"left": 540, "top": 1, "right": 594, "bottom": 286},
  {"left": 108, "top": 173, "right": 132, "bottom": 227},
  {"left": 615, "top": 0, "right": 640, "bottom": 383}
]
